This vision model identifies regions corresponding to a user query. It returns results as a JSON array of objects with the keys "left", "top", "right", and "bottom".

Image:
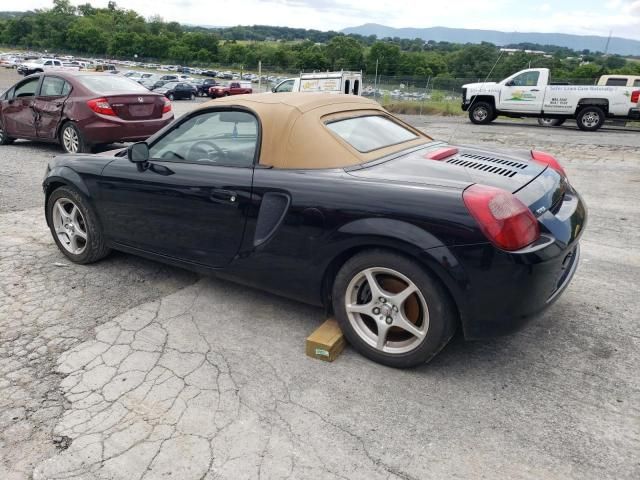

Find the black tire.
[
  {"left": 576, "top": 106, "right": 605, "bottom": 131},
  {"left": 168, "top": 93, "right": 174, "bottom": 101},
  {"left": 190, "top": 93, "right": 195, "bottom": 100},
  {"left": 468, "top": 101, "right": 495, "bottom": 125},
  {"left": 59, "top": 122, "right": 91, "bottom": 154},
  {"left": 332, "top": 249, "right": 457, "bottom": 368},
  {"left": 0, "top": 120, "right": 15, "bottom": 145},
  {"left": 46, "top": 185, "right": 110, "bottom": 264},
  {"left": 538, "top": 118, "right": 566, "bottom": 127}
]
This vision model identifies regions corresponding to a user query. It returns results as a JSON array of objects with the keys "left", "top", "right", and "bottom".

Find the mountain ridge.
[{"left": 342, "top": 23, "right": 640, "bottom": 56}]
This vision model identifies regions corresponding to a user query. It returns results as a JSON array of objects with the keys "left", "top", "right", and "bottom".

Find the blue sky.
[{"left": 17, "top": 0, "right": 640, "bottom": 40}]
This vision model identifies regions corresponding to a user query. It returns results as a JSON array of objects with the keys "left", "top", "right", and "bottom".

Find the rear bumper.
[
  {"left": 431, "top": 187, "right": 587, "bottom": 339},
  {"left": 79, "top": 114, "right": 174, "bottom": 144}
]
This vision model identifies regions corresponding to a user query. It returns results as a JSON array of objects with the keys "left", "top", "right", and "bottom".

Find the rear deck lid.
[{"left": 346, "top": 144, "right": 546, "bottom": 193}]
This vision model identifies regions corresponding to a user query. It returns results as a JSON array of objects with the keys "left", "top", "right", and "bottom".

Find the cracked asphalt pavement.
[{"left": 0, "top": 69, "right": 639, "bottom": 479}]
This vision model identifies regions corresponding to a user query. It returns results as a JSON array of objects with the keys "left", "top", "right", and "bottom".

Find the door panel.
[
  {"left": 98, "top": 159, "right": 253, "bottom": 267},
  {"left": 499, "top": 71, "right": 544, "bottom": 113},
  {"left": 34, "top": 76, "right": 71, "bottom": 139},
  {"left": 3, "top": 77, "right": 41, "bottom": 137}
]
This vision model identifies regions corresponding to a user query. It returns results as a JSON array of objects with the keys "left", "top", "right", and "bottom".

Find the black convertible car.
[{"left": 43, "top": 93, "right": 586, "bottom": 367}]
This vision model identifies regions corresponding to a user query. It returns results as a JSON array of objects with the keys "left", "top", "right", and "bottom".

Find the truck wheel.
[
  {"left": 469, "top": 102, "right": 495, "bottom": 125},
  {"left": 538, "top": 118, "right": 565, "bottom": 127},
  {"left": 223, "top": 92, "right": 230, "bottom": 97},
  {"left": 576, "top": 106, "right": 605, "bottom": 131}
]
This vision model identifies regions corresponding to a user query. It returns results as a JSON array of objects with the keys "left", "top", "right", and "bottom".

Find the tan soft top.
[{"left": 196, "top": 93, "right": 432, "bottom": 169}]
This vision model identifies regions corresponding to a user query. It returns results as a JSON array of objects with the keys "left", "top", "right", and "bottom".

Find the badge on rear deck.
[
  {"left": 137, "top": 97, "right": 144, "bottom": 103},
  {"left": 536, "top": 206, "right": 547, "bottom": 215}
]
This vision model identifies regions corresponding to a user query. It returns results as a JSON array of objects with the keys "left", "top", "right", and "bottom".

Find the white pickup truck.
[
  {"left": 462, "top": 68, "right": 640, "bottom": 131},
  {"left": 272, "top": 71, "right": 363, "bottom": 95},
  {"left": 17, "top": 58, "right": 81, "bottom": 77}
]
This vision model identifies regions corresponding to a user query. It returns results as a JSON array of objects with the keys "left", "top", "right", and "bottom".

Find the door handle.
[
  {"left": 210, "top": 189, "right": 237, "bottom": 203},
  {"left": 531, "top": 89, "right": 540, "bottom": 92}
]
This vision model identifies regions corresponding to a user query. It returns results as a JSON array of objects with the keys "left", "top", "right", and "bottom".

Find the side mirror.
[
  {"left": 505, "top": 80, "right": 515, "bottom": 87},
  {"left": 271, "top": 87, "right": 276, "bottom": 93},
  {"left": 128, "top": 142, "right": 149, "bottom": 163}
]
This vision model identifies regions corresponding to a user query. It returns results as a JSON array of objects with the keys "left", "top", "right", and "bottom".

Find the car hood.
[
  {"left": 462, "top": 81, "right": 498, "bottom": 89},
  {"left": 346, "top": 143, "right": 546, "bottom": 193}
]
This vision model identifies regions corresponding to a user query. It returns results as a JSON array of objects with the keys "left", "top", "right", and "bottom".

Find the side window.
[
  {"left": 275, "top": 80, "right": 295, "bottom": 92},
  {"left": 353, "top": 79, "right": 360, "bottom": 95},
  {"left": 511, "top": 71, "right": 540, "bottom": 87},
  {"left": 14, "top": 78, "right": 40, "bottom": 98},
  {"left": 634, "top": 79, "right": 640, "bottom": 87},
  {"left": 149, "top": 110, "right": 259, "bottom": 168},
  {"left": 40, "top": 77, "right": 68, "bottom": 96},
  {"left": 44, "top": 61, "right": 52, "bottom": 66},
  {"left": 344, "top": 79, "right": 350, "bottom": 94},
  {"left": 605, "top": 78, "right": 628, "bottom": 86},
  {"left": 3, "top": 87, "right": 15, "bottom": 100},
  {"left": 62, "top": 81, "right": 71, "bottom": 95}
]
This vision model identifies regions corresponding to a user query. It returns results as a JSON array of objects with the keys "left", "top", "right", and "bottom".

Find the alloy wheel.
[
  {"left": 581, "top": 111, "right": 600, "bottom": 128},
  {"left": 62, "top": 126, "right": 79, "bottom": 153},
  {"left": 473, "top": 106, "right": 488, "bottom": 122},
  {"left": 52, "top": 198, "right": 88, "bottom": 255},
  {"left": 345, "top": 267, "right": 429, "bottom": 354}
]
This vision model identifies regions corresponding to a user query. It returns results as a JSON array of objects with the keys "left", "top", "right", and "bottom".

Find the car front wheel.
[
  {"left": 332, "top": 250, "right": 456, "bottom": 368},
  {"left": 46, "top": 186, "right": 110, "bottom": 264},
  {"left": 0, "top": 120, "right": 15, "bottom": 145}
]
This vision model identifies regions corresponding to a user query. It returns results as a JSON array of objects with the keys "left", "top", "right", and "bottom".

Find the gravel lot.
[{"left": 0, "top": 68, "right": 639, "bottom": 480}]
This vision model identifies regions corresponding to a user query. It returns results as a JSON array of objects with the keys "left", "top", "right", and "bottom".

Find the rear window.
[
  {"left": 326, "top": 115, "right": 418, "bottom": 153},
  {"left": 77, "top": 75, "right": 148, "bottom": 93},
  {"left": 634, "top": 80, "right": 640, "bottom": 87},
  {"left": 605, "top": 78, "right": 628, "bottom": 86}
]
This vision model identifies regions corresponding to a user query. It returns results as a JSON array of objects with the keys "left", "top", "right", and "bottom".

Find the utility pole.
[
  {"left": 374, "top": 58, "right": 379, "bottom": 100},
  {"left": 604, "top": 30, "right": 612, "bottom": 56}
]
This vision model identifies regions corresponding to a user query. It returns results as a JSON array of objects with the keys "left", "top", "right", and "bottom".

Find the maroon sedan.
[{"left": 0, "top": 72, "right": 173, "bottom": 153}]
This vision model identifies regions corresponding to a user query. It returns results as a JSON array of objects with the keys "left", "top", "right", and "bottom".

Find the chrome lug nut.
[
  {"left": 380, "top": 297, "right": 386, "bottom": 303},
  {"left": 373, "top": 307, "right": 380, "bottom": 315},
  {"left": 385, "top": 316, "right": 393, "bottom": 325}
]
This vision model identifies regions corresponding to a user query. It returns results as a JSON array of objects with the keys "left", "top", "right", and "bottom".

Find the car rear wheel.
[
  {"left": 577, "top": 106, "right": 605, "bottom": 131},
  {"left": 190, "top": 93, "right": 195, "bottom": 100},
  {"left": 332, "top": 250, "right": 456, "bottom": 368},
  {"left": 60, "top": 122, "right": 90, "bottom": 154},
  {"left": 0, "top": 121, "right": 15, "bottom": 145},
  {"left": 46, "top": 186, "right": 110, "bottom": 264},
  {"left": 469, "top": 101, "right": 495, "bottom": 125}
]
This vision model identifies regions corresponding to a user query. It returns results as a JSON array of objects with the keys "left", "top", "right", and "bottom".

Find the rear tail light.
[
  {"left": 86, "top": 98, "right": 116, "bottom": 116},
  {"left": 531, "top": 150, "right": 566, "bottom": 178},
  {"left": 631, "top": 90, "right": 640, "bottom": 103},
  {"left": 162, "top": 98, "right": 172, "bottom": 114},
  {"left": 463, "top": 184, "right": 540, "bottom": 251}
]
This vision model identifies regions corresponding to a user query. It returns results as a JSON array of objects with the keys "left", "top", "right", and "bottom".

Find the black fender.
[
  {"left": 43, "top": 166, "right": 93, "bottom": 226},
  {"left": 318, "top": 218, "right": 470, "bottom": 322}
]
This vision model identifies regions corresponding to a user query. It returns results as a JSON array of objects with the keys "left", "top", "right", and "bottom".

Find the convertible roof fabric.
[{"left": 197, "top": 93, "right": 432, "bottom": 169}]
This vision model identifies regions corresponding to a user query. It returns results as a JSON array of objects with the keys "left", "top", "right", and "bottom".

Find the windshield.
[
  {"left": 326, "top": 115, "right": 418, "bottom": 153},
  {"left": 78, "top": 75, "right": 148, "bottom": 93}
]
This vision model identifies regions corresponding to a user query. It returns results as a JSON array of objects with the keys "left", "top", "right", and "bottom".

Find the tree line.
[{"left": 1, "top": 0, "right": 639, "bottom": 80}]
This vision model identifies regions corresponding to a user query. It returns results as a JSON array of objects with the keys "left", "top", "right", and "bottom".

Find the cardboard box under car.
[{"left": 306, "top": 319, "right": 346, "bottom": 362}]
